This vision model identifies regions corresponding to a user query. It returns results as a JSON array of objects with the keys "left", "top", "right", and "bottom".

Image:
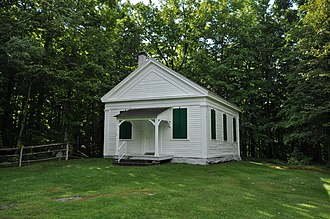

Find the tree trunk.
[
  {"left": 241, "top": 142, "right": 247, "bottom": 159},
  {"left": 16, "top": 84, "right": 31, "bottom": 148},
  {"left": 250, "top": 139, "right": 256, "bottom": 158},
  {"left": 240, "top": 131, "right": 247, "bottom": 159}
]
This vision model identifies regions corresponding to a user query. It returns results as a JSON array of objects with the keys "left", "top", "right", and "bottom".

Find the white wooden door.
[{"left": 143, "top": 121, "right": 155, "bottom": 154}]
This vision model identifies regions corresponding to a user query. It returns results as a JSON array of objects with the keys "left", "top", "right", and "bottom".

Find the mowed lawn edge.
[{"left": 0, "top": 159, "right": 329, "bottom": 219}]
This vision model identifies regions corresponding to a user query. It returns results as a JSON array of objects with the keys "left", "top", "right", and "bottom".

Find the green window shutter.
[
  {"left": 173, "top": 108, "right": 187, "bottom": 139},
  {"left": 223, "top": 114, "right": 227, "bottom": 141},
  {"left": 233, "top": 118, "right": 237, "bottom": 142},
  {"left": 211, "top": 109, "right": 216, "bottom": 139},
  {"left": 119, "top": 121, "right": 132, "bottom": 139}
]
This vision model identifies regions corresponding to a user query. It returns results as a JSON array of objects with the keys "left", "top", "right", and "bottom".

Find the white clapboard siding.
[
  {"left": 105, "top": 99, "right": 240, "bottom": 160},
  {"left": 104, "top": 109, "right": 120, "bottom": 156},
  {"left": 118, "top": 71, "right": 190, "bottom": 100},
  {"left": 124, "top": 121, "right": 143, "bottom": 154},
  {"left": 104, "top": 64, "right": 204, "bottom": 102},
  {"left": 105, "top": 105, "right": 203, "bottom": 157},
  {"left": 109, "top": 111, "right": 145, "bottom": 155},
  {"left": 161, "top": 106, "right": 203, "bottom": 157},
  {"left": 102, "top": 57, "right": 241, "bottom": 163},
  {"left": 207, "top": 108, "right": 239, "bottom": 157}
]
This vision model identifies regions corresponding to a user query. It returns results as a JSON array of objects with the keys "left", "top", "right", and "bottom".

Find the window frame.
[
  {"left": 119, "top": 121, "right": 133, "bottom": 140},
  {"left": 223, "top": 114, "right": 227, "bottom": 141},
  {"left": 172, "top": 107, "right": 189, "bottom": 140},
  {"left": 210, "top": 109, "right": 217, "bottom": 140},
  {"left": 233, "top": 117, "right": 237, "bottom": 142}
]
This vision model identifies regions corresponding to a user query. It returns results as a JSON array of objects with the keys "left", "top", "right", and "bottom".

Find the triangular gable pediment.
[{"left": 101, "top": 60, "right": 208, "bottom": 103}]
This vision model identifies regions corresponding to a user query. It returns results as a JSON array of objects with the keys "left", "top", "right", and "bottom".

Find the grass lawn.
[{"left": 0, "top": 159, "right": 329, "bottom": 219}]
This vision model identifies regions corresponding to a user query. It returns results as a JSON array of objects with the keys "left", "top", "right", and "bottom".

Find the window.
[
  {"left": 211, "top": 109, "right": 216, "bottom": 139},
  {"left": 223, "top": 114, "right": 227, "bottom": 141},
  {"left": 233, "top": 117, "right": 237, "bottom": 142},
  {"left": 119, "top": 121, "right": 132, "bottom": 139},
  {"left": 173, "top": 108, "right": 187, "bottom": 139}
]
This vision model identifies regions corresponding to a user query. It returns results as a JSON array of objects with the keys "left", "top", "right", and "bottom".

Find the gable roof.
[{"left": 101, "top": 58, "right": 241, "bottom": 112}]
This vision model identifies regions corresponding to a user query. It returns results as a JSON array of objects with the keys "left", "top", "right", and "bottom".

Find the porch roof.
[{"left": 114, "top": 107, "right": 170, "bottom": 119}]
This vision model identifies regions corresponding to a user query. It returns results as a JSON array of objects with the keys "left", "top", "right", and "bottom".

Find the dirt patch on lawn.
[
  {"left": 55, "top": 196, "right": 83, "bottom": 202},
  {"left": 0, "top": 204, "right": 16, "bottom": 210},
  {"left": 54, "top": 188, "right": 153, "bottom": 202}
]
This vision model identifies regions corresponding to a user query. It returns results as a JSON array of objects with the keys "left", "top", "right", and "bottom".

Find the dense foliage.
[{"left": 0, "top": 0, "right": 329, "bottom": 163}]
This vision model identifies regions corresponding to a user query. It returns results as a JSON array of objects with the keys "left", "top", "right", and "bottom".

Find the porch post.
[
  {"left": 115, "top": 119, "right": 120, "bottom": 156},
  {"left": 154, "top": 119, "right": 160, "bottom": 157}
]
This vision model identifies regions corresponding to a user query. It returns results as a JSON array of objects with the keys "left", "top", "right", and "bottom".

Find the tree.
[
  {"left": 281, "top": 0, "right": 330, "bottom": 162},
  {"left": 0, "top": 0, "right": 141, "bottom": 157},
  {"left": 133, "top": 0, "right": 291, "bottom": 160}
]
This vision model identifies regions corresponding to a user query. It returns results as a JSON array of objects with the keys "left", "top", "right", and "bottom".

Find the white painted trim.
[
  {"left": 154, "top": 118, "right": 160, "bottom": 157},
  {"left": 142, "top": 121, "right": 147, "bottom": 154},
  {"left": 118, "top": 120, "right": 133, "bottom": 140},
  {"left": 206, "top": 98, "right": 239, "bottom": 116},
  {"left": 237, "top": 117, "right": 241, "bottom": 159},
  {"left": 159, "top": 121, "right": 163, "bottom": 154},
  {"left": 208, "top": 93, "right": 241, "bottom": 112},
  {"left": 101, "top": 59, "right": 152, "bottom": 102},
  {"left": 103, "top": 109, "right": 109, "bottom": 156},
  {"left": 201, "top": 105, "right": 208, "bottom": 158},
  {"left": 148, "top": 119, "right": 155, "bottom": 126},
  {"left": 115, "top": 119, "right": 120, "bottom": 156},
  {"left": 105, "top": 97, "right": 207, "bottom": 110},
  {"left": 232, "top": 117, "right": 237, "bottom": 143},
  {"left": 148, "top": 58, "right": 209, "bottom": 95},
  {"left": 101, "top": 57, "right": 240, "bottom": 113},
  {"left": 170, "top": 139, "right": 190, "bottom": 141},
  {"left": 105, "top": 95, "right": 207, "bottom": 104},
  {"left": 101, "top": 60, "right": 208, "bottom": 103},
  {"left": 112, "top": 67, "right": 199, "bottom": 101},
  {"left": 158, "top": 108, "right": 171, "bottom": 122},
  {"left": 222, "top": 113, "right": 228, "bottom": 142},
  {"left": 209, "top": 108, "right": 217, "bottom": 141}
]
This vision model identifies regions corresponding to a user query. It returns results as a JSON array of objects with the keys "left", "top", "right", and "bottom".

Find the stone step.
[{"left": 113, "top": 159, "right": 158, "bottom": 166}]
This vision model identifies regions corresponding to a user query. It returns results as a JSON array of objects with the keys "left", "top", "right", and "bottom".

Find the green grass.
[{"left": 0, "top": 159, "right": 329, "bottom": 219}]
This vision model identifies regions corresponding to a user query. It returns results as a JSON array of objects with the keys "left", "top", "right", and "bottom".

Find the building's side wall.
[
  {"left": 206, "top": 98, "right": 240, "bottom": 160},
  {"left": 103, "top": 98, "right": 205, "bottom": 158},
  {"left": 103, "top": 109, "right": 116, "bottom": 156},
  {"left": 104, "top": 97, "right": 241, "bottom": 163},
  {"left": 160, "top": 105, "right": 202, "bottom": 157}
]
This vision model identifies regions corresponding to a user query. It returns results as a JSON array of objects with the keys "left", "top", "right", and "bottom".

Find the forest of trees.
[{"left": 0, "top": 0, "right": 329, "bottom": 163}]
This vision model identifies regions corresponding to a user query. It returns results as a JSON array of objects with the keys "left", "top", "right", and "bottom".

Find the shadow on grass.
[
  {"left": 0, "top": 159, "right": 329, "bottom": 218},
  {"left": 246, "top": 161, "right": 330, "bottom": 218}
]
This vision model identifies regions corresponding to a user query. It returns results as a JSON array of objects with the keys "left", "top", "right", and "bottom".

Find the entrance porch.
[{"left": 113, "top": 107, "right": 173, "bottom": 164}]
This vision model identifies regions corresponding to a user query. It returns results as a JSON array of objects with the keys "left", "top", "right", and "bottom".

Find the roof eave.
[
  {"left": 115, "top": 116, "right": 156, "bottom": 121},
  {"left": 208, "top": 92, "right": 241, "bottom": 112},
  {"left": 148, "top": 59, "right": 209, "bottom": 95},
  {"left": 102, "top": 94, "right": 207, "bottom": 104}
]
